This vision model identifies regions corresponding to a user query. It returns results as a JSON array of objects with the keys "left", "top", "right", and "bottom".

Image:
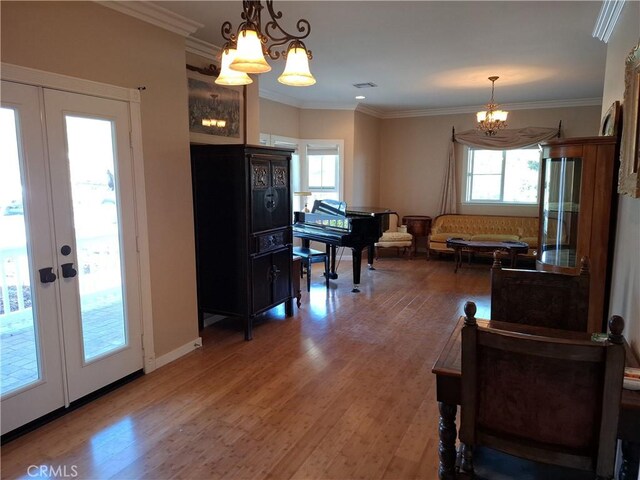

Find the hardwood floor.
[{"left": 1, "top": 256, "right": 492, "bottom": 480}]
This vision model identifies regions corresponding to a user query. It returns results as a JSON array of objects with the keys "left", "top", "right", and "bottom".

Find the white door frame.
[{"left": 1, "top": 63, "right": 156, "bottom": 373}]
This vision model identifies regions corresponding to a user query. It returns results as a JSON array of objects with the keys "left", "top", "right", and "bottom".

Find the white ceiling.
[{"left": 157, "top": 1, "right": 607, "bottom": 116}]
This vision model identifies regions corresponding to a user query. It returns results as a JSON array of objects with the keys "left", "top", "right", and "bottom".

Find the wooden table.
[
  {"left": 445, "top": 238, "right": 529, "bottom": 273},
  {"left": 432, "top": 316, "right": 640, "bottom": 480},
  {"left": 402, "top": 215, "right": 431, "bottom": 258}
]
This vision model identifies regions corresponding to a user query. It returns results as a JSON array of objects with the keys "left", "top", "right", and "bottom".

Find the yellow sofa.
[{"left": 428, "top": 214, "right": 539, "bottom": 258}]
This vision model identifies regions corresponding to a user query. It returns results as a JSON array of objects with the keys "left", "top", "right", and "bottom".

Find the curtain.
[
  {"left": 454, "top": 126, "right": 559, "bottom": 150},
  {"left": 438, "top": 126, "right": 560, "bottom": 215},
  {"left": 439, "top": 141, "right": 457, "bottom": 215}
]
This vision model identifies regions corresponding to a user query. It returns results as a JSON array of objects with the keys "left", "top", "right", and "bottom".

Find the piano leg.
[
  {"left": 367, "top": 245, "right": 376, "bottom": 270},
  {"left": 351, "top": 247, "right": 362, "bottom": 292},
  {"left": 327, "top": 244, "right": 338, "bottom": 279}
]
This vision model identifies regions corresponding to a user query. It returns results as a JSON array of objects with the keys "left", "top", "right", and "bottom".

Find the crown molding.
[
  {"left": 592, "top": 0, "right": 626, "bottom": 43},
  {"left": 300, "top": 101, "right": 358, "bottom": 111},
  {"left": 355, "top": 105, "right": 385, "bottom": 118},
  {"left": 97, "top": 1, "right": 203, "bottom": 37},
  {"left": 259, "top": 88, "right": 305, "bottom": 108},
  {"left": 186, "top": 37, "right": 221, "bottom": 62},
  {"left": 259, "top": 91, "right": 601, "bottom": 118},
  {"left": 379, "top": 97, "right": 602, "bottom": 119}
]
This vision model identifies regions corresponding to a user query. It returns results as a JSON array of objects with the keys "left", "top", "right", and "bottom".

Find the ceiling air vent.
[{"left": 353, "top": 82, "right": 378, "bottom": 89}]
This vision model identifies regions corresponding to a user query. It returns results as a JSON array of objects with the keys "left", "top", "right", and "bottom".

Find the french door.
[{"left": 1, "top": 81, "right": 143, "bottom": 435}]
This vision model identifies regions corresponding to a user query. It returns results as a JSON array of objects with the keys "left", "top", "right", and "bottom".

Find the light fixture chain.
[
  {"left": 477, "top": 75, "right": 507, "bottom": 136},
  {"left": 264, "top": 0, "right": 311, "bottom": 60},
  {"left": 218, "top": 0, "right": 316, "bottom": 86}
]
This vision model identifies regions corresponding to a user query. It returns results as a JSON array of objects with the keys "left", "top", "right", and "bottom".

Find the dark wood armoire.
[
  {"left": 537, "top": 136, "right": 618, "bottom": 333},
  {"left": 190, "top": 144, "right": 294, "bottom": 340}
]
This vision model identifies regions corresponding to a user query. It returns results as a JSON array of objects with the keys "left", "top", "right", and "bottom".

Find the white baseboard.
[{"left": 154, "top": 337, "right": 202, "bottom": 369}]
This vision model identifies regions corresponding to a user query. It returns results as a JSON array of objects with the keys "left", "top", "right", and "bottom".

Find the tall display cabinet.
[
  {"left": 537, "top": 136, "right": 618, "bottom": 333},
  {"left": 190, "top": 144, "right": 294, "bottom": 340}
]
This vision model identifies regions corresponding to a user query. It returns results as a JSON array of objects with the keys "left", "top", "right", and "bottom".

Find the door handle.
[
  {"left": 61, "top": 263, "right": 77, "bottom": 278},
  {"left": 39, "top": 267, "right": 57, "bottom": 284}
]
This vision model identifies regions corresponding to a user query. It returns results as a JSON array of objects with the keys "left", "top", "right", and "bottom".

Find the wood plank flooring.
[{"left": 1, "top": 256, "right": 494, "bottom": 480}]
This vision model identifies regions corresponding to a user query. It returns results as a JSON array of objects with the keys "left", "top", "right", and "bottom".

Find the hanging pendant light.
[
  {"left": 219, "top": 1, "right": 315, "bottom": 87},
  {"left": 215, "top": 46, "right": 253, "bottom": 86},
  {"left": 230, "top": 28, "right": 272, "bottom": 73},
  {"left": 278, "top": 42, "right": 316, "bottom": 86},
  {"left": 477, "top": 76, "right": 508, "bottom": 136}
]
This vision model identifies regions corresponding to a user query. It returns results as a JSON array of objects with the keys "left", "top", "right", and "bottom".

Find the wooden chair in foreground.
[
  {"left": 460, "top": 301, "right": 626, "bottom": 480},
  {"left": 491, "top": 253, "right": 591, "bottom": 331}
]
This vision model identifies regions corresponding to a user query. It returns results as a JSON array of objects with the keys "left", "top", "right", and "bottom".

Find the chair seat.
[
  {"left": 378, "top": 232, "right": 413, "bottom": 242},
  {"left": 375, "top": 240, "right": 412, "bottom": 248},
  {"left": 464, "top": 446, "right": 601, "bottom": 480}
]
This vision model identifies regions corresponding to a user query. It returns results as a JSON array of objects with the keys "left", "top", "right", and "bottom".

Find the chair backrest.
[
  {"left": 460, "top": 302, "right": 625, "bottom": 478},
  {"left": 386, "top": 212, "right": 399, "bottom": 232},
  {"left": 490, "top": 254, "right": 590, "bottom": 331}
]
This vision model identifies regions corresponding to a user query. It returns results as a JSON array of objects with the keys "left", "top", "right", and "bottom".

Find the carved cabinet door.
[
  {"left": 250, "top": 155, "right": 290, "bottom": 233},
  {"left": 250, "top": 249, "right": 291, "bottom": 313}
]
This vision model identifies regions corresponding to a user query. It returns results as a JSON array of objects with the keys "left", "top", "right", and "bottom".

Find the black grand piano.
[{"left": 293, "top": 199, "right": 392, "bottom": 292}]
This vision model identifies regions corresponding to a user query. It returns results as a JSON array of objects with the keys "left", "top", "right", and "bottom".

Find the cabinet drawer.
[{"left": 255, "top": 230, "right": 288, "bottom": 254}]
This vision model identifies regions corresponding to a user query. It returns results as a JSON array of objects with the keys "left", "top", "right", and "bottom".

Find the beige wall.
[
  {"left": 299, "top": 110, "right": 355, "bottom": 203},
  {"left": 1, "top": 1, "right": 199, "bottom": 357},
  {"left": 601, "top": 1, "right": 640, "bottom": 356},
  {"left": 261, "top": 99, "right": 599, "bottom": 221},
  {"left": 260, "top": 98, "right": 301, "bottom": 139},
  {"left": 260, "top": 102, "right": 381, "bottom": 208},
  {"left": 353, "top": 111, "right": 381, "bottom": 207},
  {"left": 379, "top": 105, "right": 601, "bottom": 220}
]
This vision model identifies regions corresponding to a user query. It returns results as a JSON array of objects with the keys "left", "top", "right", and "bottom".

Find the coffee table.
[{"left": 445, "top": 238, "right": 529, "bottom": 273}]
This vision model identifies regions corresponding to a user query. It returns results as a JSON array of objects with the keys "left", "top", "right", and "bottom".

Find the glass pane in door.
[
  {"left": 65, "top": 116, "right": 126, "bottom": 361},
  {"left": 0, "top": 108, "right": 40, "bottom": 394},
  {"left": 540, "top": 157, "right": 582, "bottom": 267}
]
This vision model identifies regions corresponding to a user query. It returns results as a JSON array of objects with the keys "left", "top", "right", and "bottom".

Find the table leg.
[
  {"left": 619, "top": 440, "right": 640, "bottom": 480},
  {"left": 438, "top": 402, "right": 458, "bottom": 480},
  {"left": 460, "top": 443, "right": 474, "bottom": 474}
]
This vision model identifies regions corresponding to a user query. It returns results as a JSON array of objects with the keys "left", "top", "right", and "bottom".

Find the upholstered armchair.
[{"left": 374, "top": 213, "right": 413, "bottom": 258}]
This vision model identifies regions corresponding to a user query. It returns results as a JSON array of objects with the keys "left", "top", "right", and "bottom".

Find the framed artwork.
[
  {"left": 187, "top": 68, "right": 244, "bottom": 144},
  {"left": 618, "top": 40, "right": 640, "bottom": 198},
  {"left": 600, "top": 100, "right": 620, "bottom": 137}
]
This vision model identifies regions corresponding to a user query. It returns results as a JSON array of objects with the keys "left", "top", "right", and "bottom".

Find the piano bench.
[{"left": 292, "top": 246, "right": 329, "bottom": 292}]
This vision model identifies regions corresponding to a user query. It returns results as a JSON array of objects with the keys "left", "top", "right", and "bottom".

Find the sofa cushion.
[
  {"left": 430, "top": 232, "right": 472, "bottom": 242},
  {"left": 470, "top": 234, "right": 520, "bottom": 242},
  {"left": 428, "top": 214, "right": 540, "bottom": 256}
]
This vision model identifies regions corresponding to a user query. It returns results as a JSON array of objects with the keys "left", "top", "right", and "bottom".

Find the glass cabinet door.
[{"left": 540, "top": 156, "right": 582, "bottom": 268}]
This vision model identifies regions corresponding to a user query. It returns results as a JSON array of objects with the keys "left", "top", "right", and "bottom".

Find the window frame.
[
  {"left": 260, "top": 134, "right": 344, "bottom": 210},
  {"left": 463, "top": 146, "right": 541, "bottom": 206},
  {"left": 304, "top": 143, "right": 342, "bottom": 199}
]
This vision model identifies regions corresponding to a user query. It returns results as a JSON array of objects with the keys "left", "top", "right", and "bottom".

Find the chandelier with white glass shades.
[
  {"left": 215, "top": 0, "right": 316, "bottom": 87},
  {"left": 476, "top": 76, "right": 508, "bottom": 136}
]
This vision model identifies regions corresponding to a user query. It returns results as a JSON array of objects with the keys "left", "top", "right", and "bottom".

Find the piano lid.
[
  {"left": 311, "top": 199, "right": 347, "bottom": 217},
  {"left": 346, "top": 206, "right": 395, "bottom": 217},
  {"left": 310, "top": 200, "right": 394, "bottom": 218}
]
